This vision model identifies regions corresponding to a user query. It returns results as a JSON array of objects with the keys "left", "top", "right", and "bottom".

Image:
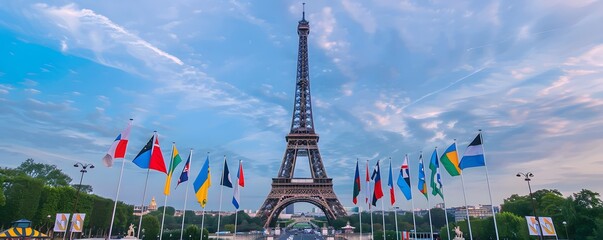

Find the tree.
[
  {"left": 157, "top": 206, "right": 176, "bottom": 216},
  {"left": 184, "top": 224, "right": 200, "bottom": 240},
  {"left": 141, "top": 215, "right": 160, "bottom": 240},
  {"left": 15, "top": 159, "right": 72, "bottom": 187},
  {"left": 0, "top": 175, "right": 44, "bottom": 225}
]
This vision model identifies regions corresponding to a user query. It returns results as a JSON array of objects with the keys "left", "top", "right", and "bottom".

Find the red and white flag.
[{"left": 102, "top": 119, "right": 132, "bottom": 167}]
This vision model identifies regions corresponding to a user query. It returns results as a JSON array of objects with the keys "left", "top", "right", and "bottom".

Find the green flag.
[{"left": 440, "top": 143, "right": 461, "bottom": 176}]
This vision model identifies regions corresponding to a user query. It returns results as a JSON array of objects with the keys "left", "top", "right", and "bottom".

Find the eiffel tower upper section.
[{"left": 289, "top": 10, "right": 314, "bottom": 135}]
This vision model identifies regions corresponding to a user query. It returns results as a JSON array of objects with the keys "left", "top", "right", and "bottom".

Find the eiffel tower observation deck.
[{"left": 257, "top": 6, "right": 347, "bottom": 228}]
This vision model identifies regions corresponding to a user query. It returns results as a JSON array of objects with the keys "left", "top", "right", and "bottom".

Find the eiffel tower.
[{"left": 257, "top": 8, "right": 347, "bottom": 228}]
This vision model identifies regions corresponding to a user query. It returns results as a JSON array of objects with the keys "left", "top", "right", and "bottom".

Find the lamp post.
[
  {"left": 68, "top": 162, "right": 94, "bottom": 240},
  {"left": 563, "top": 221, "right": 568, "bottom": 240},
  {"left": 516, "top": 172, "right": 542, "bottom": 240}
]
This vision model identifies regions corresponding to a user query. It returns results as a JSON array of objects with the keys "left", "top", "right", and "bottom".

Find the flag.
[
  {"left": 163, "top": 144, "right": 183, "bottom": 195},
  {"left": 365, "top": 161, "right": 370, "bottom": 205},
  {"left": 459, "top": 133, "right": 486, "bottom": 169},
  {"left": 220, "top": 157, "right": 233, "bottom": 188},
  {"left": 387, "top": 160, "right": 396, "bottom": 205},
  {"left": 429, "top": 149, "right": 443, "bottom": 198},
  {"left": 132, "top": 132, "right": 167, "bottom": 173},
  {"left": 102, "top": 119, "right": 132, "bottom": 167},
  {"left": 371, "top": 161, "right": 384, "bottom": 206},
  {"left": 177, "top": 151, "right": 191, "bottom": 186},
  {"left": 232, "top": 160, "right": 245, "bottom": 209},
  {"left": 353, "top": 160, "right": 361, "bottom": 205},
  {"left": 193, "top": 156, "right": 211, "bottom": 208},
  {"left": 418, "top": 154, "right": 428, "bottom": 199},
  {"left": 396, "top": 155, "right": 412, "bottom": 200},
  {"left": 440, "top": 143, "right": 461, "bottom": 176}
]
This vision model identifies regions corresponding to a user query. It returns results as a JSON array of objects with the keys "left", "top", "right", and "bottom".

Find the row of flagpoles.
[
  {"left": 353, "top": 131, "right": 499, "bottom": 240},
  {"left": 101, "top": 119, "right": 245, "bottom": 240}
]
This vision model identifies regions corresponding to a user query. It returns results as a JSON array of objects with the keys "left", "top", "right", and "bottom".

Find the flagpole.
[
  {"left": 359, "top": 206, "right": 363, "bottom": 240},
  {"left": 233, "top": 210, "right": 239, "bottom": 240},
  {"left": 480, "top": 130, "right": 500, "bottom": 240},
  {"left": 367, "top": 160, "right": 374, "bottom": 240},
  {"left": 108, "top": 118, "right": 132, "bottom": 239},
  {"left": 137, "top": 169, "right": 151, "bottom": 239},
  {"left": 406, "top": 154, "right": 417, "bottom": 239},
  {"left": 179, "top": 149, "right": 193, "bottom": 240},
  {"left": 160, "top": 143, "right": 176, "bottom": 240},
  {"left": 441, "top": 188, "right": 451, "bottom": 240},
  {"left": 200, "top": 208, "right": 206, "bottom": 240},
  {"left": 427, "top": 192, "right": 433, "bottom": 240},
  {"left": 380, "top": 199, "right": 386, "bottom": 240},
  {"left": 108, "top": 158, "right": 126, "bottom": 239},
  {"left": 435, "top": 147, "right": 451, "bottom": 240},
  {"left": 455, "top": 140, "right": 474, "bottom": 240},
  {"left": 389, "top": 157, "right": 398, "bottom": 240},
  {"left": 394, "top": 207, "right": 399, "bottom": 240},
  {"left": 216, "top": 156, "right": 227, "bottom": 238}
]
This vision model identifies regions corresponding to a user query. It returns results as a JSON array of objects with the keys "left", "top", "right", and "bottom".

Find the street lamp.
[
  {"left": 516, "top": 172, "right": 542, "bottom": 240},
  {"left": 563, "top": 221, "right": 568, "bottom": 240},
  {"left": 67, "top": 162, "right": 94, "bottom": 240}
]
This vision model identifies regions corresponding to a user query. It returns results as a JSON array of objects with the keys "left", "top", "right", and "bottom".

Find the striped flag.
[
  {"left": 371, "top": 161, "right": 383, "bottom": 206},
  {"left": 232, "top": 160, "right": 245, "bottom": 209},
  {"left": 102, "top": 119, "right": 132, "bottom": 167},
  {"left": 459, "top": 133, "right": 486, "bottom": 169}
]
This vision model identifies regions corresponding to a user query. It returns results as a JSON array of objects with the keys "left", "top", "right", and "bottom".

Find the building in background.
[
  {"left": 285, "top": 204, "right": 295, "bottom": 214},
  {"left": 133, "top": 197, "right": 158, "bottom": 216}
]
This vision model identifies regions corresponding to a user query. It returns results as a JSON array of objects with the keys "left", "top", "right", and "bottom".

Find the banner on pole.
[
  {"left": 525, "top": 216, "right": 541, "bottom": 236},
  {"left": 53, "top": 213, "right": 70, "bottom": 232},
  {"left": 71, "top": 213, "right": 86, "bottom": 232},
  {"left": 538, "top": 217, "right": 557, "bottom": 236}
]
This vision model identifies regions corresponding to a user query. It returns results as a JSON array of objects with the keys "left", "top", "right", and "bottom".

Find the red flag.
[
  {"left": 149, "top": 133, "right": 167, "bottom": 173},
  {"left": 365, "top": 160, "right": 370, "bottom": 205}
]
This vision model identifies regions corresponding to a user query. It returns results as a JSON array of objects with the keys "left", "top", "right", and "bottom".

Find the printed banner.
[
  {"left": 539, "top": 217, "right": 557, "bottom": 236},
  {"left": 53, "top": 213, "right": 70, "bottom": 232},
  {"left": 70, "top": 213, "right": 86, "bottom": 232},
  {"left": 525, "top": 216, "right": 541, "bottom": 236}
]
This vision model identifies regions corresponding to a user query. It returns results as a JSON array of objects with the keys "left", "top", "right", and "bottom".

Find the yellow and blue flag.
[{"left": 194, "top": 156, "right": 211, "bottom": 208}]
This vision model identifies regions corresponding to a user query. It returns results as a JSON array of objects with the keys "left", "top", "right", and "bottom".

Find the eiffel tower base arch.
[{"left": 257, "top": 178, "right": 347, "bottom": 228}]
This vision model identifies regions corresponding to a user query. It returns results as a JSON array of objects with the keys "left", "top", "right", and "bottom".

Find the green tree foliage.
[
  {"left": 0, "top": 175, "right": 44, "bottom": 226},
  {"left": 141, "top": 215, "right": 160, "bottom": 240},
  {"left": 16, "top": 159, "right": 72, "bottom": 187},
  {"left": 184, "top": 224, "right": 200, "bottom": 240},
  {"left": 157, "top": 206, "right": 176, "bottom": 216}
]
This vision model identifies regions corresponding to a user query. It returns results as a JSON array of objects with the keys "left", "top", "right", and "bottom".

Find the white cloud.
[
  {"left": 60, "top": 39, "right": 68, "bottom": 52},
  {"left": 341, "top": 0, "right": 377, "bottom": 34},
  {"left": 33, "top": 3, "right": 184, "bottom": 66},
  {"left": 24, "top": 88, "right": 41, "bottom": 94}
]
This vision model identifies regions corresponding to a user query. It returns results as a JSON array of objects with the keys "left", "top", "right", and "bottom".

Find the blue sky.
[{"left": 2, "top": 0, "right": 603, "bottom": 214}]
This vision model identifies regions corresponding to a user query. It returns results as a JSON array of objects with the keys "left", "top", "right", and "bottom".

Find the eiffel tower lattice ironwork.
[{"left": 257, "top": 8, "right": 347, "bottom": 228}]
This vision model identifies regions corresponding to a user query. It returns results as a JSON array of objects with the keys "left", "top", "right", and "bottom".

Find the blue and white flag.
[
  {"left": 459, "top": 133, "right": 486, "bottom": 169},
  {"left": 232, "top": 161, "right": 245, "bottom": 209}
]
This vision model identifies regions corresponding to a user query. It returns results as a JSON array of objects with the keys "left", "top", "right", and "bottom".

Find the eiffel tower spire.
[{"left": 257, "top": 7, "right": 346, "bottom": 228}]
